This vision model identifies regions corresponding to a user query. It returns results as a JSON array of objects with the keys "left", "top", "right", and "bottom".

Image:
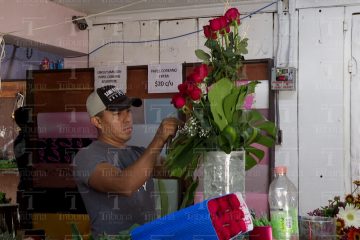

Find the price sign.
[{"left": 148, "top": 63, "right": 182, "bottom": 93}]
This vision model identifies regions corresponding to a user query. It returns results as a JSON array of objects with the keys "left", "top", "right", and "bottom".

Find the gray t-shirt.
[{"left": 73, "top": 140, "right": 156, "bottom": 238}]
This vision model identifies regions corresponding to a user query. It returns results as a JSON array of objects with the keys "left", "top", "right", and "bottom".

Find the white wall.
[{"left": 0, "top": 0, "right": 88, "bottom": 56}]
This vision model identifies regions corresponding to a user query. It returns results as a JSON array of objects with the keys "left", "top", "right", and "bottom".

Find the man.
[
  {"left": 13, "top": 107, "right": 33, "bottom": 229},
  {"left": 73, "top": 85, "right": 180, "bottom": 237}
]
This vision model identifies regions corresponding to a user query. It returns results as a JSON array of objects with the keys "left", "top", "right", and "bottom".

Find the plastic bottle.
[{"left": 268, "top": 166, "right": 299, "bottom": 240}]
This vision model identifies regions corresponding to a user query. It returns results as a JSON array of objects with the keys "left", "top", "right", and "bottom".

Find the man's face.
[{"left": 97, "top": 108, "right": 133, "bottom": 145}]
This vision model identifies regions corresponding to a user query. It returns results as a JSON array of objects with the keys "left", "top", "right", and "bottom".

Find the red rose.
[
  {"left": 225, "top": 7, "right": 240, "bottom": 23},
  {"left": 238, "top": 220, "right": 247, "bottom": 232},
  {"left": 217, "top": 197, "right": 231, "bottom": 211},
  {"left": 221, "top": 227, "right": 231, "bottom": 240},
  {"left": 188, "top": 72, "right": 202, "bottom": 83},
  {"left": 231, "top": 209, "right": 244, "bottom": 221},
  {"left": 185, "top": 82, "right": 195, "bottom": 94},
  {"left": 220, "top": 212, "right": 231, "bottom": 224},
  {"left": 203, "top": 25, "right": 212, "bottom": 38},
  {"left": 219, "top": 16, "right": 228, "bottom": 29},
  {"left": 208, "top": 199, "right": 219, "bottom": 215},
  {"left": 209, "top": 18, "right": 222, "bottom": 31},
  {"left": 229, "top": 221, "right": 243, "bottom": 236},
  {"left": 188, "top": 86, "right": 202, "bottom": 101},
  {"left": 171, "top": 93, "right": 186, "bottom": 109},
  {"left": 211, "top": 216, "right": 223, "bottom": 230},
  {"left": 220, "top": 26, "right": 230, "bottom": 35},
  {"left": 228, "top": 194, "right": 240, "bottom": 209},
  {"left": 194, "top": 64, "right": 208, "bottom": 79},
  {"left": 178, "top": 83, "right": 187, "bottom": 94}
]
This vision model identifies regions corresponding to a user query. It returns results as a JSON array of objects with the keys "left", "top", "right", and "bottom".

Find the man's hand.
[{"left": 154, "top": 117, "right": 182, "bottom": 146}]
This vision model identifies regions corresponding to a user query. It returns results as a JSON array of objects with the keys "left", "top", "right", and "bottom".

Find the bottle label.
[{"left": 271, "top": 208, "right": 299, "bottom": 239}]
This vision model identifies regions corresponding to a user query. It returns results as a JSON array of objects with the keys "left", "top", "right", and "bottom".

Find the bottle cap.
[{"left": 274, "top": 166, "right": 287, "bottom": 174}]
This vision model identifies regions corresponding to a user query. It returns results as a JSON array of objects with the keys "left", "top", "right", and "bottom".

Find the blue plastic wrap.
[
  {"left": 131, "top": 199, "right": 218, "bottom": 239},
  {"left": 130, "top": 192, "right": 253, "bottom": 240}
]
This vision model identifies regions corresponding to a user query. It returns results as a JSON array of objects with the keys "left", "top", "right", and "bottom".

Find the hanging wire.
[
  {"left": 0, "top": 0, "right": 147, "bottom": 36},
  {"left": 0, "top": 1, "right": 278, "bottom": 61},
  {"left": 66, "top": 1, "right": 278, "bottom": 59}
]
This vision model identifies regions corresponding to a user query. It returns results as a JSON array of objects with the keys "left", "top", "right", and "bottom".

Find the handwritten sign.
[
  {"left": 94, "top": 65, "right": 127, "bottom": 92},
  {"left": 148, "top": 63, "right": 182, "bottom": 93}
]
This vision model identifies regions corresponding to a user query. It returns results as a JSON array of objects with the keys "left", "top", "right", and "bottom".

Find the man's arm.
[{"left": 88, "top": 118, "right": 180, "bottom": 196}]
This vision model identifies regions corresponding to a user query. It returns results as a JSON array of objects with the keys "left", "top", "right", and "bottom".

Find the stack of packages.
[{"left": 131, "top": 193, "right": 253, "bottom": 240}]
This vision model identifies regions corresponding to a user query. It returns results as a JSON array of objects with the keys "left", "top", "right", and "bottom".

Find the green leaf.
[
  {"left": 255, "top": 134, "right": 276, "bottom": 148},
  {"left": 243, "top": 127, "right": 260, "bottom": 145},
  {"left": 245, "top": 151, "right": 258, "bottom": 170},
  {"left": 256, "top": 121, "right": 277, "bottom": 138},
  {"left": 223, "top": 88, "right": 241, "bottom": 123},
  {"left": 71, "top": 223, "right": 83, "bottom": 240},
  {"left": 208, "top": 78, "right": 234, "bottom": 131},
  {"left": 195, "top": 49, "right": 211, "bottom": 62},
  {"left": 166, "top": 136, "right": 203, "bottom": 177},
  {"left": 180, "top": 178, "right": 199, "bottom": 209},
  {"left": 246, "top": 146, "right": 265, "bottom": 161}
]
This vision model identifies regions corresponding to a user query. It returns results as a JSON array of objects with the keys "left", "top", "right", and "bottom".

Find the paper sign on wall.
[
  {"left": 148, "top": 63, "right": 182, "bottom": 93},
  {"left": 94, "top": 65, "right": 127, "bottom": 92}
]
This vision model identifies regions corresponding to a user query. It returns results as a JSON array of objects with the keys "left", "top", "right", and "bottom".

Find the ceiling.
[{"left": 50, "top": 0, "right": 247, "bottom": 15}]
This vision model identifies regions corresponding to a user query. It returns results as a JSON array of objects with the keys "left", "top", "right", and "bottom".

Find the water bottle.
[{"left": 268, "top": 166, "right": 299, "bottom": 240}]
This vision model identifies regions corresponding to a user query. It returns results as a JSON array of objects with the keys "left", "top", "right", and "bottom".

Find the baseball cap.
[{"left": 86, "top": 85, "right": 142, "bottom": 117}]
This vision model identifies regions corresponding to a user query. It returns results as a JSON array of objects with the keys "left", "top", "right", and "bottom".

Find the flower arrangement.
[
  {"left": 308, "top": 180, "right": 360, "bottom": 239},
  {"left": 165, "top": 7, "right": 276, "bottom": 206}
]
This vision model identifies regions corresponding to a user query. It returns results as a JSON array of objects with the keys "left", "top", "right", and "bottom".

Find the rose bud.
[
  {"left": 171, "top": 93, "right": 186, "bottom": 109},
  {"left": 189, "top": 86, "right": 202, "bottom": 101},
  {"left": 203, "top": 25, "right": 212, "bottom": 38},
  {"left": 225, "top": 7, "right": 240, "bottom": 22},
  {"left": 209, "top": 18, "right": 222, "bottom": 31}
]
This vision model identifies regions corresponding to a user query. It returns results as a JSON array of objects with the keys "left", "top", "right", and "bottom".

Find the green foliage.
[
  {"left": 250, "top": 210, "right": 271, "bottom": 227},
  {"left": 252, "top": 215, "right": 272, "bottom": 227}
]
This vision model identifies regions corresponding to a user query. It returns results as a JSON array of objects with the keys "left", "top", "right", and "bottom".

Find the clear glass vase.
[{"left": 202, "top": 151, "right": 245, "bottom": 200}]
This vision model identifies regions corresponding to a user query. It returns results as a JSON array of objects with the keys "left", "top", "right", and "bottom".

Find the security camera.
[{"left": 72, "top": 16, "right": 88, "bottom": 31}]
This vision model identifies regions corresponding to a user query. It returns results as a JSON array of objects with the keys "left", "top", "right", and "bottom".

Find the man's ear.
[{"left": 90, "top": 116, "right": 102, "bottom": 129}]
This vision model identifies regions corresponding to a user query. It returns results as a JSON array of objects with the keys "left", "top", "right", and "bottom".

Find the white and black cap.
[{"left": 86, "top": 85, "right": 142, "bottom": 117}]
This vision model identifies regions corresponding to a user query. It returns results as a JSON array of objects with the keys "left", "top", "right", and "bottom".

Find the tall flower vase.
[{"left": 202, "top": 151, "right": 245, "bottom": 200}]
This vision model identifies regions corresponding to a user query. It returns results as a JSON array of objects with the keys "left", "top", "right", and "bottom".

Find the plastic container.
[{"left": 268, "top": 166, "right": 299, "bottom": 240}]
